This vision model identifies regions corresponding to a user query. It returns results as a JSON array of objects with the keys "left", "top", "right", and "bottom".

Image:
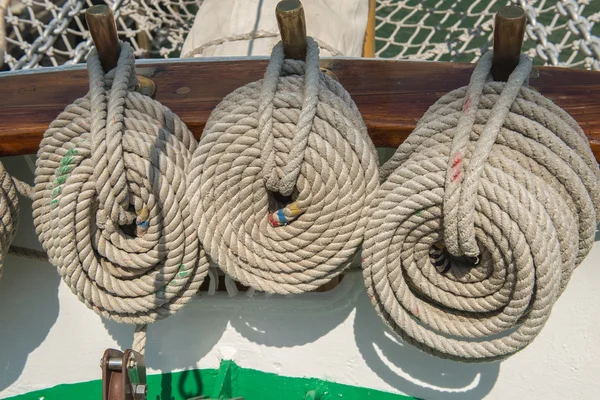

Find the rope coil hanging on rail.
[
  {"left": 186, "top": 38, "right": 380, "bottom": 294},
  {"left": 363, "top": 51, "right": 600, "bottom": 362},
  {"left": 32, "top": 43, "right": 209, "bottom": 354}
]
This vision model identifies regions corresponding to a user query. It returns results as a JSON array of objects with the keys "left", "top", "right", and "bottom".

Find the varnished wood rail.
[{"left": 1, "top": 57, "right": 599, "bottom": 160}]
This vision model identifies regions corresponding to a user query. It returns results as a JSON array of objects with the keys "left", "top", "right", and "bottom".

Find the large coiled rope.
[
  {"left": 32, "top": 43, "right": 209, "bottom": 354},
  {"left": 187, "top": 38, "right": 379, "bottom": 294},
  {"left": 363, "top": 52, "right": 600, "bottom": 362}
]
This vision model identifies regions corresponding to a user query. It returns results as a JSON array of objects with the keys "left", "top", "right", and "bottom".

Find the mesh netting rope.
[
  {"left": 375, "top": 0, "right": 600, "bottom": 69},
  {"left": 32, "top": 42, "right": 209, "bottom": 355},
  {"left": 0, "top": 162, "right": 49, "bottom": 268},
  {"left": 2, "top": 1, "right": 599, "bottom": 70},
  {"left": 1, "top": 0, "right": 203, "bottom": 70},
  {"left": 363, "top": 51, "right": 600, "bottom": 362},
  {"left": 0, "top": 0, "right": 7, "bottom": 66},
  {"left": 186, "top": 38, "right": 379, "bottom": 294}
]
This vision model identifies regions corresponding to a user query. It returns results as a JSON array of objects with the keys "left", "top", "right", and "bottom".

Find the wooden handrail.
[{"left": 0, "top": 57, "right": 599, "bottom": 160}]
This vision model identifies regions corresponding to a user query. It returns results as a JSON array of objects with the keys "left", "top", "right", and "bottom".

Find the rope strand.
[{"left": 8, "top": 245, "right": 48, "bottom": 261}]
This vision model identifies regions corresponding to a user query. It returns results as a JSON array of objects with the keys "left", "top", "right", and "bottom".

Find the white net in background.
[
  {"left": 1, "top": 0, "right": 203, "bottom": 71},
  {"left": 1, "top": 0, "right": 599, "bottom": 71},
  {"left": 375, "top": 0, "right": 600, "bottom": 70}
]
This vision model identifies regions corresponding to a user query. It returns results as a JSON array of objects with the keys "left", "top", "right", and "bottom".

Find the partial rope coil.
[
  {"left": 0, "top": 163, "right": 51, "bottom": 265},
  {"left": 0, "top": 162, "right": 19, "bottom": 278},
  {"left": 187, "top": 38, "right": 379, "bottom": 294},
  {"left": 32, "top": 43, "right": 209, "bottom": 355},
  {"left": 363, "top": 52, "right": 600, "bottom": 362}
]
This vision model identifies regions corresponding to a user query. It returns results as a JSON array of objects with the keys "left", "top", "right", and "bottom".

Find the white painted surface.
[{"left": 0, "top": 154, "right": 599, "bottom": 400}]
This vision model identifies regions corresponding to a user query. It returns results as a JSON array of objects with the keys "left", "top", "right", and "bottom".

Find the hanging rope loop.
[
  {"left": 33, "top": 43, "right": 209, "bottom": 353},
  {"left": 187, "top": 37, "right": 379, "bottom": 294},
  {"left": 259, "top": 37, "right": 321, "bottom": 197},
  {"left": 364, "top": 51, "right": 600, "bottom": 362},
  {"left": 88, "top": 43, "right": 138, "bottom": 226},
  {"left": 443, "top": 52, "right": 533, "bottom": 258}
]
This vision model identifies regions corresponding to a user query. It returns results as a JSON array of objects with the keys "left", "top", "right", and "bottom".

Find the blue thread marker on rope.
[
  {"left": 269, "top": 201, "right": 304, "bottom": 227},
  {"left": 277, "top": 209, "right": 288, "bottom": 224},
  {"left": 136, "top": 206, "right": 150, "bottom": 236}
]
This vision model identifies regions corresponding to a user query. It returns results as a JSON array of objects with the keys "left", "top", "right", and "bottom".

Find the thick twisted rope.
[
  {"left": 363, "top": 52, "right": 600, "bottom": 362},
  {"left": 187, "top": 38, "right": 379, "bottom": 294},
  {"left": 32, "top": 43, "right": 209, "bottom": 354},
  {"left": 0, "top": 164, "right": 47, "bottom": 274},
  {"left": 0, "top": 162, "right": 20, "bottom": 278},
  {"left": 7, "top": 175, "right": 52, "bottom": 261}
]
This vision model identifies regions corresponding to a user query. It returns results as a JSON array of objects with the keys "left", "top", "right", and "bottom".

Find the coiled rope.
[
  {"left": 0, "top": 161, "right": 49, "bottom": 277},
  {"left": 32, "top": 43, "right": 209, "bottom": 355},
  {"left": 363, "top": 52, "right": 600, "bottom": 362},
  {"left": 0, "top": 162, "right": 20, "bottom": 278},
  {"left": 187, "top": 38, "right": 379, "bottom": 294}
]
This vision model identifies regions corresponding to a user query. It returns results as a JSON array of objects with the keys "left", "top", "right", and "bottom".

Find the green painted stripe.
[{"left": 5, "top": 360, "right": 417, "bottom": 400}]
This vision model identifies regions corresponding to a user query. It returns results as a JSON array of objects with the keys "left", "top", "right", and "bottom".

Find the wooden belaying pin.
[
  {"left": 491, "top": 5, "right": 527, "bottom": 82},
  {"left": 363, "top": 0, "right": 377, "bottom": 58},
  {"left": 85, "top": 4, "right": 156, "bottom": 97},
  {"left": 276, "top": 0, "right": 338, "bottom": 80},
  {"left": 85, "top": 4, "right": 120, "bottom": 73},
  {"left": 275, "top": 0, "right": 307, "bottom": 60}
]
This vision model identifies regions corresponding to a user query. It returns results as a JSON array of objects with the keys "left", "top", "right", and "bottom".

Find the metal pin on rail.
[
  {"left": 275, "top": 0, "right": 307, "bottom": 61},
  {"left": 85, "top": 5, "right": 120, "bottom": 73},
  {"left": 275, "top": 0, "right": 338, "bottom": 81},
  {"left": 85, "top": 4, "right": 155, "bottom": 96},
  {"left": 491, "top": 5, "right": 527, "bottom": 82}
]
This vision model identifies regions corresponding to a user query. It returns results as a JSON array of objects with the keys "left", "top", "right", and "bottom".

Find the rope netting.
[
  {"left": 1, "top": 1, "right": 599, "bottom": 71},
  {"left": 1, "top": 0, "right": 203, "bottom": 71},
  {"left": 376, "top": 0, "right": 600, "bottom": 69}
]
